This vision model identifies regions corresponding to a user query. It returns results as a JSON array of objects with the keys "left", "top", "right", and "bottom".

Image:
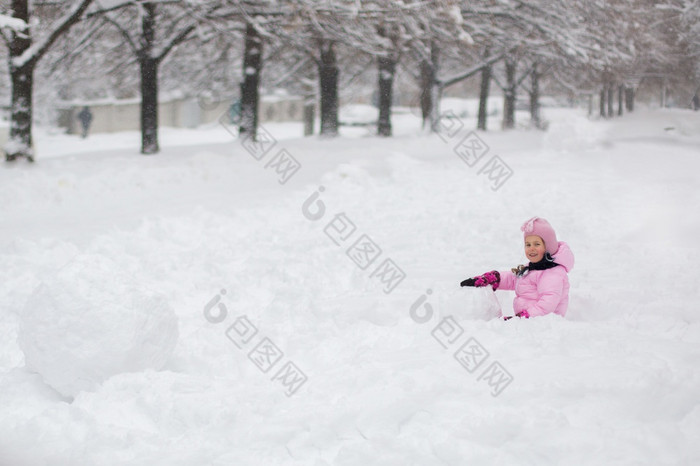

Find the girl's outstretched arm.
[{"left": 498, "top": 270, "right": 517, "bottom": 291}]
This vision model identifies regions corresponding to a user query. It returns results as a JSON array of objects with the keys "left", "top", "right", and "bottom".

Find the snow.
[
  {"left": 338, "top": 104, "right": 379, "bottom": 126},
  {"left": 2, "top": 138, "right": 33, "bottom": 159},
  {"left": 448, "top": 5, "right": 464, "bottom": 25},
  {"left": 0, "top": 14, "right": 28, "bottom": 31},
  {"left": 1, "top": 106, "right": 699, "bottom": 464},
  {"left": 458, "top": 30, "right": 475, "bottom": 45},
  {"left": 441, "top": 96, "right": 504, "bottom": 119}
]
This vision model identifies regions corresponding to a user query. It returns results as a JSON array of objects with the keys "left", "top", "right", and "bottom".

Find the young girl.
[{"left": 460, "top": 217, "right": 574, "bottom": 319}]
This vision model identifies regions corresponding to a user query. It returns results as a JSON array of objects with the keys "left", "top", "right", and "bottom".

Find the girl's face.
[{"left": 524, "top": 235, "right": 546, "bottom": 263}]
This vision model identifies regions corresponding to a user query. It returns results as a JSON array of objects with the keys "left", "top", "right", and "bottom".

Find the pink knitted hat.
[{"left": 521, "top": 217, "right": 558, "bottom": 255}]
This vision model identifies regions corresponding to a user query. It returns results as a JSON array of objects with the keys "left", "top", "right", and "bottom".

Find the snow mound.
[
  {"left": 542, "top": 108, "right": 604, "bottom": 152},
  {"left": 19, "top": 254, "right": 179, "bottom": 398}
]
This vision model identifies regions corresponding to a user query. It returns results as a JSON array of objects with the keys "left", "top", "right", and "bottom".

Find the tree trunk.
[
  {"left": 599, "top": 88, "right": 606, "bottom": 118},
  {"left": 8, "top": 65, "right": 34, "bottom": 161},
  {"left": 318, "top": 40, "right": 339, "bottom": 137},
  {"left": 617, "top": 84, "right": 624, "bottom": 116},
  {"left": 625, "top": 87, "right": 635, "bottom": 112},
  {"left": 529, "top": 63, "right": 541, "bottom": 129},
  {"left": 607, "top": 83, "right": 614, "bottom": 118},
  {"left": 239, "top": 22, "right": 263, "bottom": 138},
  {"left": 502, "top": 57, "right": 516, "bottom": 129},
  {"left": 377, "top": 55, "right": 396, "bottom": 137},
  {"left": 140, "top": 57, "right": 159, "bottom": 154},
  {"left": 420, "top": 41, "right": 440, "bottom": 132},
  {"left": 377, "top": 25, "right": 397, "bottom": 137},
  {"left": 6, "top": 0, "right": 33, "bottom": 161},
  {"left": 660, "top": 77, "right": 667, "bottom": 108},
  {"left": 477, "top": 56, "right": 491, "bottom": 131},
  {"left": 419, "top": 59, "right": 431, "bottom": 129},
  {"left": 430, "top": 79, "right": 441, "bottom": 132},
  {"left": 140, "top": 3, "right": 159, "bottom": 154}
]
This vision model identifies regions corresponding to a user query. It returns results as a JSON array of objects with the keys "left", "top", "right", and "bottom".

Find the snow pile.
[
  {"left": 19, "top": 254, "right": 178, "bottom": 398},
  {"left": 542, "top": 107, "right": 606, "bottom": 152}
]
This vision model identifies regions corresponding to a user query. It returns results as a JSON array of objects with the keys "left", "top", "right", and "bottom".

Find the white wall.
[
  {"left": 58, "top": 95, "right": 304, "bottom": 135},
  {"left": 0, "top": 124, "right": 8, "bottom": 149}
]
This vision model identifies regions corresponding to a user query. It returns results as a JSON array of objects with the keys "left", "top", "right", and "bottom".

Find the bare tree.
[
  {"left": 97, "top": 0, "right": 221, "bottom": 154},
  {"left": 1, "top": 0, "right": 95, "bottom": 161}
]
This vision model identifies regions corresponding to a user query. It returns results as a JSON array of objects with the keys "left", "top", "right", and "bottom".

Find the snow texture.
[
  {"left": 19, "top": 254, "right": 179, "bottom": 398},
  {"left": 0, "top": 106, "right": 699, "bottom": 464}
]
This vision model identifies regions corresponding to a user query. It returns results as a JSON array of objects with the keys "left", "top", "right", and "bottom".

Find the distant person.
[
  {"left": 77, "top": 106, "right": 93, "bottom": 138},
  {"left": 692, "top": 93, "right": 700, "bottom": 111},
  {"left": 229, "top": 99, "right": 241, "bottom": 124}
]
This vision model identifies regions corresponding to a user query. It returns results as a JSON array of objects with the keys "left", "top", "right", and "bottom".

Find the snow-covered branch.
[
  {"left": 0, "top": 13, "right": 28, "bottom": 32},
  {"left": 155, "top": 22, "right": 195, "bottom": 62},
  {"left": 11, "top": 0, "right": 95, "bottom": 69},
  {"left": 440, "top": 53, "right": 504, "bottom": 89}
]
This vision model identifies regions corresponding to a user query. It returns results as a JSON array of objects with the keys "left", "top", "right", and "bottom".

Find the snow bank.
[
  {"left": 19, "top": 254, "right": 179, "bottom": 398},
  {"left": 542, "top": 107, "right": 606, "bottom": 152}
]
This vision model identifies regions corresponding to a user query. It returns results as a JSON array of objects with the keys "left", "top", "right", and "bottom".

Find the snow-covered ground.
[{"left": 1, "top": 106, "right": 699, "bottom": 465}]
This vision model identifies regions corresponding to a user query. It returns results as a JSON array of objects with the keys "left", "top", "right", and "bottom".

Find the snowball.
[
  {"left": 19, "top": 254, "right": 179, "bottom": 398},
  {"left": 438, "top": 286, "right": 502, "bottom": 321}
]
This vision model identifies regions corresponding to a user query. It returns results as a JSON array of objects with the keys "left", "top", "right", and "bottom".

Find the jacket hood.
[{"left": 552, "top": 241, "right": 574, "bottom": 272}]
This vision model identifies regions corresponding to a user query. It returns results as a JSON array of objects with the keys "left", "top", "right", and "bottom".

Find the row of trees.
[{"left": 1, "top": 0, "right": 698, "bottom": 161}]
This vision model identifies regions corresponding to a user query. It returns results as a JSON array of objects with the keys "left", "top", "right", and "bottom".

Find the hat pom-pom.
[{"left": 521, "top": 216, "right": 538, "bottom": 234}]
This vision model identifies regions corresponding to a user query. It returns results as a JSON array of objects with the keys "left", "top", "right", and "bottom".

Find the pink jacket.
[{"left": 498, "top": 242, "right": 574, "bottom": 317}]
